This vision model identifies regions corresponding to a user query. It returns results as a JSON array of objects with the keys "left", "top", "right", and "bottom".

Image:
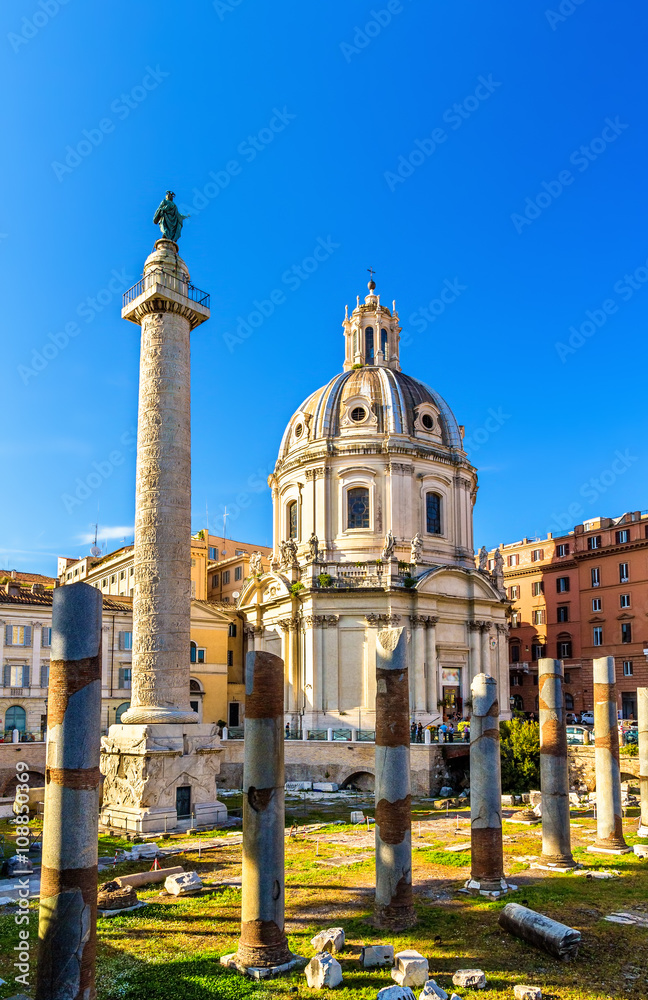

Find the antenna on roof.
[{"left": 90, "top": 523, "right": 101, "bottom": 558}]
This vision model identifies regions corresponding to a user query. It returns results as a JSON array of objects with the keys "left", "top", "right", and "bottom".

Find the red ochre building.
[{"left": 485, "top": 510, "right": 648, "bottom": 719}]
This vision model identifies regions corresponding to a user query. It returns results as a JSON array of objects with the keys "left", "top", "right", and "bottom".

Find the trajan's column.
[{"left": 100, "top": 193, "right": 226, "bottom": 832}]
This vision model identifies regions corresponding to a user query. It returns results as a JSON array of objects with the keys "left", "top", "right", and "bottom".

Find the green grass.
[{"left": 2, "top": 802, "right": 648, "bottom": 999}]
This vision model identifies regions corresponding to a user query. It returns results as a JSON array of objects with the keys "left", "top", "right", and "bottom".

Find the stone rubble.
[
  {"left": 452, "top": 969, "right": 486, "bottom": 988},
  {"left": 514, "top": 988, "right": 542, "bottom": 1000},
  {"left": 391, "top": 950, "right": 429, "bottom": 988},
  {"left": 350, "top": 811, "right": 365, "bottom": 824},
  {"left": 310, "top": 927, "right": 345, "bottom": 954},
  {"left": 305, "top": 951, "right": 343, "bottom": 988},
  {"left": 164, "top": 871, "right": 203, "bottom": 895},
  {"left": 377, "top": 987, "right": 417, "bottom": 1000},
  {"left": 419, "top": 978, "right": 448, "bottom": 999},
  {"left": 360, "top": 944, "right": 395, "bottom": 968}
]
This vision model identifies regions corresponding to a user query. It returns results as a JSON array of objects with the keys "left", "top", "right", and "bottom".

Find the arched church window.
[
  {"left": 426, "top": 492, "right": 442, "bottom": 534},
  {"left": 380, "top": 328, "right": 388, "bottom": 359},
  {"left": 288, "top": 500, "right": 298, "bottom": 539},
  {"left": 347, "top": 487, "right": 370, "bottom": 529},
  {"left": 365, "top": 326, "right": 374, "bottom": 364}
]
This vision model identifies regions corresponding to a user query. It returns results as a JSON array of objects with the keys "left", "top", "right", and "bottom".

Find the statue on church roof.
[
  {"left": 382, "top": 529, "right": 395, "bottom": 561},
  {"left": 153, "top": 191, "right": 190, "bottom": 242},
  {"left": 478, "top": 545, "right": 488, "bottom": 572},
  {"left": 493, "top": 547, "right": 505, "bottom": 592},
  {"left": 308, "top": 532, "right": 319, "bottom": 562},
  {"left": 410, "top": 532, "right": 422, "bottom": 564}
]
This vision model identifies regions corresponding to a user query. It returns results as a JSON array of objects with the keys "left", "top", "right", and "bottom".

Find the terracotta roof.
[
  {"left": 0, "top": 570, "right": 56, "bottom": 585},
  {"left": 0, "top": 589, "right": 132, "bottom": 613}
]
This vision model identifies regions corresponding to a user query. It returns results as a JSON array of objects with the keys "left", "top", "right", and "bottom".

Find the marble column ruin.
[
  {"left": 100, "top": 236, "right": 226, "bottom": 833},
  {"left": 589, "top": 655, "right": 630, "bottom": 854},
  {"left": 466, "top": 672, "right": 510, "bottom": 896},
  {"left": 538, "top": 657, "right": 574, "bottom": 867},
  {"left": 638, "top": 687, "right": 648, "bottom": 837},
  {"left": 374, "top": 627, "right": 415, "bottom": 928},
  {"left": 226, "top": 650, "right": 301, "bottom": 974},
  {"left": 36, "top": 583, "right": 102, "bottom": 1000}
]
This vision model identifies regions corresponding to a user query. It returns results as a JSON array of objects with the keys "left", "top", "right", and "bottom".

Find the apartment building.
[{"left": 485, "top": 510, "right": 648, "bottom": 718}]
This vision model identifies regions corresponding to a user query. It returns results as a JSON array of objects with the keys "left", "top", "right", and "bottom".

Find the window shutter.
[
  {"left": 41, "top": 626, "right": 50, "bottom": 647},
  {"left": 118, "top": 631, "right": 125, "bottom": 651},
  {"left": 22, "top": 664, "right": 30, "bottom": 688},
  {"left": 3, "top": 663, "right": 10, "bottom": 687},
  {"left": 23, "top": 626, "right": 32, "bottom": 647},
  {"left": 5, "top": 625, "right": 12, "bottom": 646},
  {"left": 40, "top": 663, "right": 49, "bottom": 688},
  {"left": 118, "top": 667, "right": 125, "bottom": 688}
]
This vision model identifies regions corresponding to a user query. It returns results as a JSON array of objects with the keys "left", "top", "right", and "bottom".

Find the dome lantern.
[{"left": 343, "top": 276, "right": 401, "bottom": 372}]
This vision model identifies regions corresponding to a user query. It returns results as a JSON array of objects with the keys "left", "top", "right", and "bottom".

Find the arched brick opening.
[{"left": 340, "top": 770, "right": 375, "bottom": 792}]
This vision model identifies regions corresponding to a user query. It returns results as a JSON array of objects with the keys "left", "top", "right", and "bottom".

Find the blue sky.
[{"left": 1, "top": 0, "right": 647, "bottom": 574}]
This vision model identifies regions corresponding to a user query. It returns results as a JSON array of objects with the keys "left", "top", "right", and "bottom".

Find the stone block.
[
  {"left": 5, "top": 856, "right": 33, "bottom": 877},
  {"left": 116, "top": 865, "right": 183, "bottom": 888},
  {"left": 360, "top": 944, "right": 395, "bottom": 967},
  {"left": 286, "top": 781, "right": 313, "bottom": 792},
  {"left": 501, "top": 795, "right": 515, "bottom": 807},
  {"left": 313, "top": 782, "right": 339, "bottom": 792},
  {"left": 529, "top": 790, "right": 542, "bottom": 806},
  {"left": 419, "top": 979, "right": 448, "bottom": 999},
  {"left": 350, "top": 811, "right": 365, "bottom": 824},
  {"left": 305, "top": 951, "right": 343, "bottom": 988},
  {"left": 164, "top": 871, "right": 203, "bottom": 895},
  {"left": 391, "top": 950, "right": 429, "bottom": 988},
  {"left": 130, "top": 842, "right": 161, "bottom": 860},
  {"left": 377, "top": 987, "right": 416, "bottom": 1000},
  {"left": 439, "top": 786, "right": 453, "bottom": 798},
  {"left": 633, "top": 844, "right": 648, "bottom": 858},
  {"left": 311, "top": 926, "right": 345, "bottom": 954},
  {"left": 514, "top": 987, "right": 542, "bottom": 1000},
  {"left": 452, "top": 969, "right": 486, "bottom": 988}
]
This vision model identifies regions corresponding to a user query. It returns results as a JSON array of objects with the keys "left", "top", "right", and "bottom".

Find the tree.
[{"left": 499, "top": 718, "right": 540, "bottom": 792}]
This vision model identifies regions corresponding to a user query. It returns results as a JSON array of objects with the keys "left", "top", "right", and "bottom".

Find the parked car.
[
  {"left": 623, "top": 724, "right": 638, "bottom": 745},
  {"left": 566, "top": 712, "right": 578, "bottom": 724},
  {"left": 566, "top": 725, "right": 591, "bottom": 745},
  {"left": 580, "top": 711, "right": 594, "bottom": 726}
]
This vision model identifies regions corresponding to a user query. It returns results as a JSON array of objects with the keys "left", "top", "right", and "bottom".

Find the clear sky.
[{"left": 1, "top": 0, "right": 647, "bottom": 575}]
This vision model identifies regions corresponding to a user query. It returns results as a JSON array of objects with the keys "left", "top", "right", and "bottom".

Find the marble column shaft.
[
  {"left": 469, "top": 672, "right": 506, "bottom": 890},
  {"left": 374, "top": 627, "right": 415, "bottom": 929},
  {"left": 593, "top": 656, "right": 628, "bottom": 850},
  {"left": 236, "top": 651, "right": 292, "bottom": 968},
  {"left": 538, "top": 658, "right": 573, "bottom": 865},
  {"left": 123, "top": 242, "right": 197, "bottom": 724},
  {"left": 36, "top": 584, "right": 102, "bottom": 1000},
  {"left": 637, "top": 687, "right": 648, "bottom": 835}
]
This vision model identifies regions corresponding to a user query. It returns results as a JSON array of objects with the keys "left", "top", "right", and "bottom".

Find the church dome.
[
  {"left": 278, "top": 367, "right": 464, "bottom": 461},
  {"left": 277, "top": 278, "right": 465, "bottom": 465}
]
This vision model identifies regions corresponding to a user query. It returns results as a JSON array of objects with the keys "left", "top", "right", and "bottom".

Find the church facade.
[{"left": 237, "top": 280, "right": 511, "bottom": 731}]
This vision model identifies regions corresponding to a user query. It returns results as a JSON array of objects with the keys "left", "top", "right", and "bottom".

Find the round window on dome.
[
  {"left": 350, "top": 406, "right": 367, "bottom": 423},
  {"left": 421, "top": 413, "right": 434, "bottom": 430},
  {"left": 294, "top": 422, "right": 304, "bottom": 439}
]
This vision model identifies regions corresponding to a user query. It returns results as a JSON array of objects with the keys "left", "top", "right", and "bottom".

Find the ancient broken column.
[
  {"left": 589, "top": 655, "right": 630, "bottom": 854},
  {"left": 638, "top": 687, "right": 648, "bottom": 836},
  {"left": 226, "top": 651, "right": 300, "bottom": 974},
  {"left": 36, "top": 583, "right": 102, "bottom": 1000},
  {"left": 100, "top": 232, "right": 226, "bottom": 832},
  {"left": 538, "top": 657, "right": 574, "bottom": 867},
  {"left": 374, "top": 627, "right": 415, "bottom": 929},
  {"left": 466, "top": 672, "right": 510, "bottom": 895}
]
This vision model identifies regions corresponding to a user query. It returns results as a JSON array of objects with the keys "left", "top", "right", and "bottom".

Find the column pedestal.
[{"left": 100, "top": 724, "right": 227, "bottom": 833}]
